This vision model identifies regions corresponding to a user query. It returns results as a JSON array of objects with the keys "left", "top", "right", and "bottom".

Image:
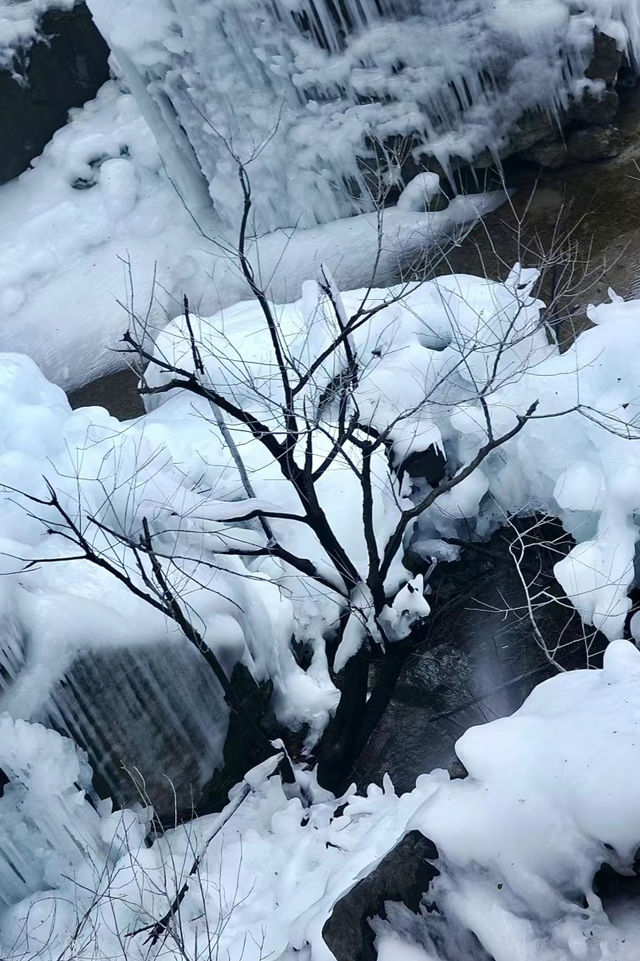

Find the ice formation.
[
  {"left": 3, "top": 640, "right": 640, "bottom": 958},
  {"left": 0, "top": 352, "right": 334, "bottom": 812},
  {"left": 86, "top": 0, "right": 640, "bottom": 231},
  {"left": 0, "top": 78, "right": 499, "bottom": 391},
  {"left": 0, "top": 716, "right": 102, "bottom": 908}
]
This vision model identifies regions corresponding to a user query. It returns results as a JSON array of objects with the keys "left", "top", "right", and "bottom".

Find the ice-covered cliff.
[{"left": 85, "top": 0, "right": 640, "bottom": 230}]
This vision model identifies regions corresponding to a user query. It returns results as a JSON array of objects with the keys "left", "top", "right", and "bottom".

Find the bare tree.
[{"left": 4, "top": 155, "right": 621, "bottom": 796}]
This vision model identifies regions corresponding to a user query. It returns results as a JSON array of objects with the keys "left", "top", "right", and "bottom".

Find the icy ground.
[
  {"left": 0, "top": 80, "right": 501, "bottom": 392},
  {"left": 3, "top": 641, "right": 640, "bottom": 960}
]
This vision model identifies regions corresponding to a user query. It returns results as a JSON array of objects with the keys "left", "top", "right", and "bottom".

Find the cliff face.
[{"left": 0, "top": 2, "right": 109, "bottom": 183}]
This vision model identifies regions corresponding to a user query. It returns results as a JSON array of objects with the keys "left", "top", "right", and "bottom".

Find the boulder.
[
  {"left": 567, "top": 125, "right": 622, "bottom": 162},
  {"left": 585, "top": 31, "right": 623, "bottom": 86},
  {"left": 42, "top": 640, "right": 228, "bottom": 820},
  {"left": 521, "top": 137, "right": 568, "bottom": 169},
  {"left": 322, "top": 830, "right": 439, "bottom": 961},
  {"left": 0, "top": 3, "right": 110, "bottom": 184},
  {"left": 570, "top": 88, "right": 619, "bottom": 126}
]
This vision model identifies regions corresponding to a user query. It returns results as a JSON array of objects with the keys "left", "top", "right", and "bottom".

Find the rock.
[
  {"left": 522, "top": 137, "right": 568, "bottom": 169},
  {"left": 585, "top": 31, "right": 623, "bottom": 86},
  {"left": 566, "top": 125, "right": 622, "bottom": 162},
  {"left": 322, "top": 830, "right": 440, "bottom": 961},
  {"left": 43, "top": 640, "right": 228, "bottom": 821},
  {"left": 354, "top": 520, "right": 604, "bottom": 794},
  {"left": 401, "top": 444, "right": 447, "bottom": 484},
  {"left": 570, "top": 88, "right": 619, "bottom": 126},
  {"left": 198, "top": 664, "right": 275, "bottom": 815},
  {"left": 500, "top": 114, "right": 560, "bottom": 160},
  {"left": 0, "top": 3, "right": 110, "bottom": 184},
  {"left": 618, "top": 58, "right": 639, "bottom": 90}
]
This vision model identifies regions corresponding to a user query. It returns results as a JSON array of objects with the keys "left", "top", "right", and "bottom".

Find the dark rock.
[
  {"left": 198, "top": 663, "right": 275, "bottom": 815},
  {"left": 585, "top": 31, "right": 623, "bottom": 86},
  {"left": 401, "top": 444, "right": 447, "bottom": 485},
  {"left": 499, "top": 114, "right": 560, "bottom": 161},
  {"left": 618, "top": 58, "right": 639, "bottom": 90},
  {"left": 567, "top": 125, "right": 622, "bottom": 162},
  {"left": 0, "top": 3, "right": 110, "bottom": 184},
  {"left": 447, "top": 757, "right": 468, "bottom": 780},
  {"left": 593, "top": 863, "right": 640, "bottom": 908},
  {"left": 322, "top": 830, "right": 439, "bottom": 961},
  {"left": 570, "top": 88, "right": 619, "bottom": 126},
  {"left": 522, "top": 137, "right": 568, "bottom": 169},
  {"left": 354, "top": 520, "right": 606, "bottom": 794},
  {"left": 43, "top": 640, "right": 228, "bottom": 821}
]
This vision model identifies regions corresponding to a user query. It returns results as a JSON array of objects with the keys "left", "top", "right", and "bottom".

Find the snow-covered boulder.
[{"left": 322, "top": 830, "right": 439, "bottom": 961}]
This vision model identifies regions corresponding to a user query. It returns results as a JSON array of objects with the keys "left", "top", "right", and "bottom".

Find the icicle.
[{"left": 0, "top": 717, "right": 102, "bottom": 907}]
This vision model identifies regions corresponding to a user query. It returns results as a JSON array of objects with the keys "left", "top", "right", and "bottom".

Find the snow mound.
[{"left": 149, "top": 272, "right": 640, "bottom": 645}]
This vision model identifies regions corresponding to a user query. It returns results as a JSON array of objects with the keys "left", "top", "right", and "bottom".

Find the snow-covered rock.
[{"left": 0, "top": 352, "right": 334, "bottom": 817}]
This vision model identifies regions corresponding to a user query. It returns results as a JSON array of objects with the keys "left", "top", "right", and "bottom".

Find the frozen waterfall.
[{"left": 85, "top": 0, "right": 640, "bottom": 232}]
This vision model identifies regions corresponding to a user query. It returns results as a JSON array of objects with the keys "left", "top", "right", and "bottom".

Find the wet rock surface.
[
  {"left": 443, "top": 78, "right": 640, "bottom": 327},
  {"left": 0, "top": 3, "right": 110, "bottom": 184},
  {"left": 322, "top": 831, "right": 440, "bottom": 961},
  {"left": 566, "top": 124, "right": 623, "bottom": 162}
]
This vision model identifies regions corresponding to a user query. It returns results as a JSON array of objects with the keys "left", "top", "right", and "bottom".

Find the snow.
[
  {"left": 3, "top": 259, "right": 640, "bottom": 785},
  {"left": 4, "top": 640, "right": 640, "bottom": 959},
  {"left": 85, "top": 0, "right": 639, "bottom": 231},
  {"left": 0, "top": 352, "right": 337, "bottom": 806},
  {"left": 1, "top": 262, "right": 640, "bottom": 957},
  {"left": 397, "top": 173, "right": 443, "bottom": 213},
  {"left": 143, "top": 268, "right": 640, "bottom": 655},
  {"left": 0, "top": 714, "right": 102, "bottom": 907},
  {"left": 5, "top": 2, "right": 640, "bottom": 956},
  {"left": 376, "top": 934, "right": 438, "bottom": 960}
]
